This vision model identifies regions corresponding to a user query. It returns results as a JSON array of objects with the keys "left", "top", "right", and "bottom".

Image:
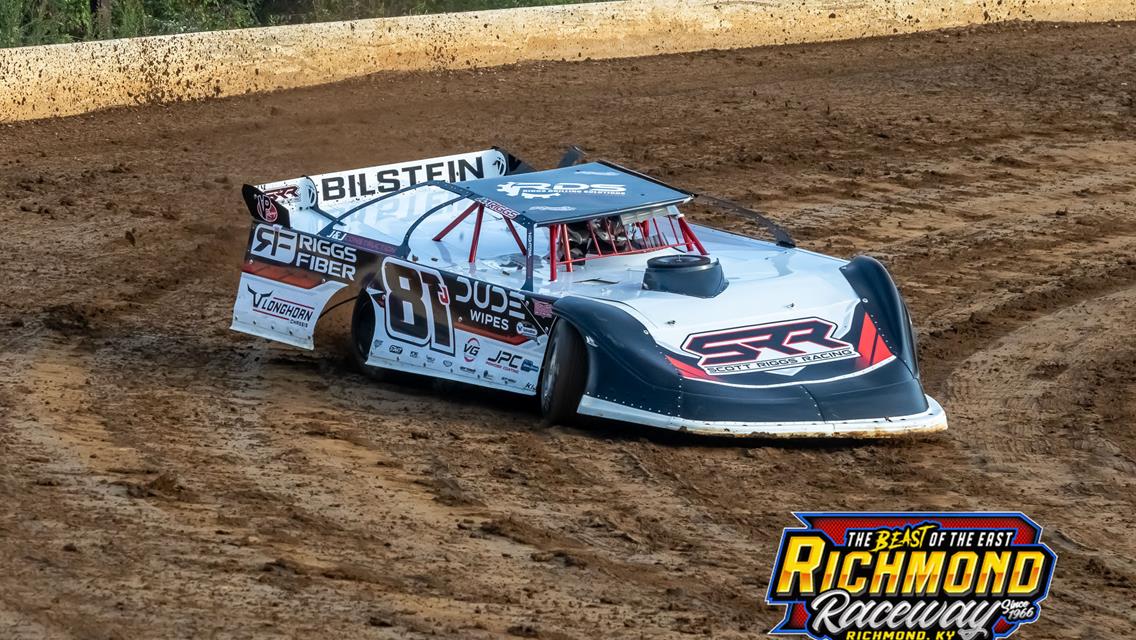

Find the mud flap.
[{"left": 230, "top": 273, "right": 346, "bottom": 350}]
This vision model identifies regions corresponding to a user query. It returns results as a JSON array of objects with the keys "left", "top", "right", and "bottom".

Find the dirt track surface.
[{"left": 2, "top": 20, "right": 1136, "bottom": 639}]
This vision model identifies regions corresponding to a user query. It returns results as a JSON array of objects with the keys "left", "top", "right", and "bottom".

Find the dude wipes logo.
[{"left": 766, "top": 513, "right": 1056, "bottom": 640}]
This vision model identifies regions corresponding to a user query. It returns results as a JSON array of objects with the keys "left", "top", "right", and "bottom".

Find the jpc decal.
[{"left": 766, "top": 513, "right": 1056, "bottom": 640}]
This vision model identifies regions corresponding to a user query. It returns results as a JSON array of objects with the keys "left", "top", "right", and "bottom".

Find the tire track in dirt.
[{"left": 945, "top": 283, "right": 1136, "bottom": 635}]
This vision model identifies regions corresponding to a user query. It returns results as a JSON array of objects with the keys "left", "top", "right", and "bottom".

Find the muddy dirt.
[{"left": 2, "top": 19, "right": 1135, "bottom": 639}]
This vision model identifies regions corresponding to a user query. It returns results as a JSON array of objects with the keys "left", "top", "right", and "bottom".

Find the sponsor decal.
[
  {"left": 496, "top": 181, "right": 627, "bottom": 200},
  {"left": 487, "top": 350, "right": 524, "bottom": 372},
  {"left": 459, "top": 365, "right": 477, "bottom": 374},
  {"left": 520, "top": 359, "right": 539, "bottom": 373},
  {"left": 463, "top": 337, "right": 481, "bottom": 363},
  {"left": 263, "top": 185, "right": 299, "bottom": 202},
  {"left": 388, "top": 345, "right": 403, "bottom": 355},
  {"left": 468, "top": 309, "right": 510, "bottom": 332},
  {"left": 327, "top": 229, "right": 399, "bottom": 256},
  {"left": 454, "top": 277, "right": 526, "bottom": 333},
  {"left": 574, "top": 170, "right": 620, "bottom": 176},
  {"left": 529, "top": 205, "right": 577, "bottom": 212},
  {"left": 255, "top": 194, "right": 279, "bottom": 223},
  {"left": 516, "top": 321, "right": 539, "bottom": 338},
  {"left": 320, "top": 157, "right": 487, "bottom": 203},
  {"left": 767, "top": 512, "right": 1056, "bottom": 640},
  {"left": 682, "top": 317, "right": 857, "bottom": 376},
  {"left": 250, "top": 224, "right": 358, "bottom": 280},
  {"left": 246, "top": 285, "right": 314, "bottom": 327},
  {"left": 532, "top": 299, "right": 554, "bottom": 319},
  {"left": 478, "top": 197, "right": 521, "bottom": 220},
  {"left": 257, "top": 151, "right": 506, "bottom": 207}
]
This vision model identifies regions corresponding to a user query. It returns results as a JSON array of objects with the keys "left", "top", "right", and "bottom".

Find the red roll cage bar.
[{"left": 432, "top": 201, "right": 708, "bottom": 283}]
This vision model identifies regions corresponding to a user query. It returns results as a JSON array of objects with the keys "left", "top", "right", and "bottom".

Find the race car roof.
[{"left": 458, "top": 161, "right": 693, "bottom": 226}]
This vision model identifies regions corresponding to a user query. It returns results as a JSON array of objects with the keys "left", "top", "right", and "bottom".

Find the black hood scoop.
[{"left": 642, "top": 254, "right": 727, "bottom": 298}]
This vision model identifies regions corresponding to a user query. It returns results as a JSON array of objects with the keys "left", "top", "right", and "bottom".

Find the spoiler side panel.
[
  {"left": 231, "top": 274, "right": 345, "bottom": 350},
  {"left": 230, "top": 223, "right": 386, "bottom": 349}
]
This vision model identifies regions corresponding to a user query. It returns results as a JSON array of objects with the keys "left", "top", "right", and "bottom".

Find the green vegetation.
[{"left": 0, "top": 0, "right": 596, "bottom": 47}]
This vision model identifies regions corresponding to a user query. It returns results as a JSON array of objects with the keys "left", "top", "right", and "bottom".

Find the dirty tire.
[
  {"left": 350, "top": 290, "right": 389, "bottom": 382},
  {"left": 540, "top": 320, "right": 588, "bottom": 426}
]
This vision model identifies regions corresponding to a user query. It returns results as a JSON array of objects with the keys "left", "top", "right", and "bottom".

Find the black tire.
[
  {"left": 539, "top": 320, "right": 588, "bottom": 426},
  {"left": 350, "top": 290, "right": 390, "bottom": 381}
]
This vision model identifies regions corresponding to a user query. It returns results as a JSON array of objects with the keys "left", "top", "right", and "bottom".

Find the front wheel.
[
  {"left": 350, "top": 290, "right": 390, "bottom": 381},
  {"left": 539, "top": 320, "right": 588, "bottom": 426}
]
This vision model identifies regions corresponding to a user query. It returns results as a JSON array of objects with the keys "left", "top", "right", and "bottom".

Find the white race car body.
[{"left": 231, "top": 149, "right": 946, "bottom": 437}]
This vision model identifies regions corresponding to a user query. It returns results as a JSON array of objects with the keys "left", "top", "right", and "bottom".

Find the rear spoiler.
[
  {"left": 254, "top": 147, "right": 532, "bottom": 212},
  {"left": 242, "top": 183, "right": 292, "bottom": 227}
]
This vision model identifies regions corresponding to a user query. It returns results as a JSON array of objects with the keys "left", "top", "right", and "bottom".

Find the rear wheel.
[
  {"left": 350, "top": 290, "right": 389, "bottom": 381},
  {"left": 540, "top": 320, "right": 588, "bottom": 425}
]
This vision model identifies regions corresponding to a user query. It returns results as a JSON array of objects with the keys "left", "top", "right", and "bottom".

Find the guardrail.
[{"left": 1, "top": 0, "right": 1133, "bottom": 123}]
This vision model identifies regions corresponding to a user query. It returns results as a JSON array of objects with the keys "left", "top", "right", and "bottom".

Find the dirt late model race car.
[{"left": 231, "top": 148, "right": 947, "bottom": 437}]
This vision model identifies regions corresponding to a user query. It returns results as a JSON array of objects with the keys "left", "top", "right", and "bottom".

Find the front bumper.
[{"left": 578, "top": 394, "right": 947, "bottom": 438}]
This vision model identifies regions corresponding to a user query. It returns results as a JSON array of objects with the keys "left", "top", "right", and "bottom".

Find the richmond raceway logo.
[
  {"left": 767, "top": 513, "right": 1057, "bottom": 640},
  {"left": 247, "top": 285, "right": 315, "bottom": 327},
  {"left": 495, "top": 181, "right": 628, "bottom": 200},
  {"left": 682, "top": 317, "right": 858, "bottom": 376}
]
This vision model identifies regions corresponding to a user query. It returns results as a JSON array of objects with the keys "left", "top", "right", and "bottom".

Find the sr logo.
[{"left": 682, "top": 317, "right": 858, "bottom": 376}]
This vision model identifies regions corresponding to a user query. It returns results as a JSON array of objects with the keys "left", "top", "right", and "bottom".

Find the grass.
[{"left": 0, "top": 0, "right": 600, "bottom": 47}]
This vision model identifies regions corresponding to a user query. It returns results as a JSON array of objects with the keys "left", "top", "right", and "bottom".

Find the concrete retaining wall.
[{"left": 2, "top": 0, "right": 1134, "bottom": 123}]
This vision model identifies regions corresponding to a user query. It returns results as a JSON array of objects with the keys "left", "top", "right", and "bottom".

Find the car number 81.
[{"left": 381, "top": 257, "right": 455, "bottom": 355}]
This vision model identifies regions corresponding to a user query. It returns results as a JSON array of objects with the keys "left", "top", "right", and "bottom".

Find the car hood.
[{"left": 571, "top": 244, "right": 861, "bottom": 354}]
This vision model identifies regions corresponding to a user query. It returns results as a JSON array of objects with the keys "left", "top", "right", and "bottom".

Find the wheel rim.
[{"left": 541, "top": 337, "right": 560, "bottom": 410}]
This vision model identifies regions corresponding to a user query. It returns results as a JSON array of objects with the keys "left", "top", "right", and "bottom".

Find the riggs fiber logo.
[
  {"left": 767, "top": 513, "right": 1056, "bottom": 640},
  {"left": 247, "top": 285, "right": 315, "bottom": 327},
  {"left": 682, "top": 317, "right": 858, "bottom": 376},
  {"left": 495, "top": 181, "right": 627, "bottom": 200},
  {"left": 251, "top": 224, "right": 357, "bottom": 280}
]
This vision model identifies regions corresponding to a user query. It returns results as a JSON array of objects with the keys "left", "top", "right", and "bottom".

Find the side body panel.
[
  {"left": 362, "top": 256, "right": 557, "bottom": 394},
  {"left": 231, "top": 222, "right": 557, "bottom": 395}
]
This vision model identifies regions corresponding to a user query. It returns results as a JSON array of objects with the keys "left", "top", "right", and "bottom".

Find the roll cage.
[{"left": 251, "top": 159, "right": 795, "bottom": 292}]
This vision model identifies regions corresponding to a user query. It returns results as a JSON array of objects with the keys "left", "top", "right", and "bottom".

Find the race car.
[{"left": 231, "top": 148, "right": 947, "bottom": 437}]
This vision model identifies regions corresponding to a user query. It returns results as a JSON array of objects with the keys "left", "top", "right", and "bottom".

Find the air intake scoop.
[{"left": 642, "top": 254, "right": 727, "bottom": 298}]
